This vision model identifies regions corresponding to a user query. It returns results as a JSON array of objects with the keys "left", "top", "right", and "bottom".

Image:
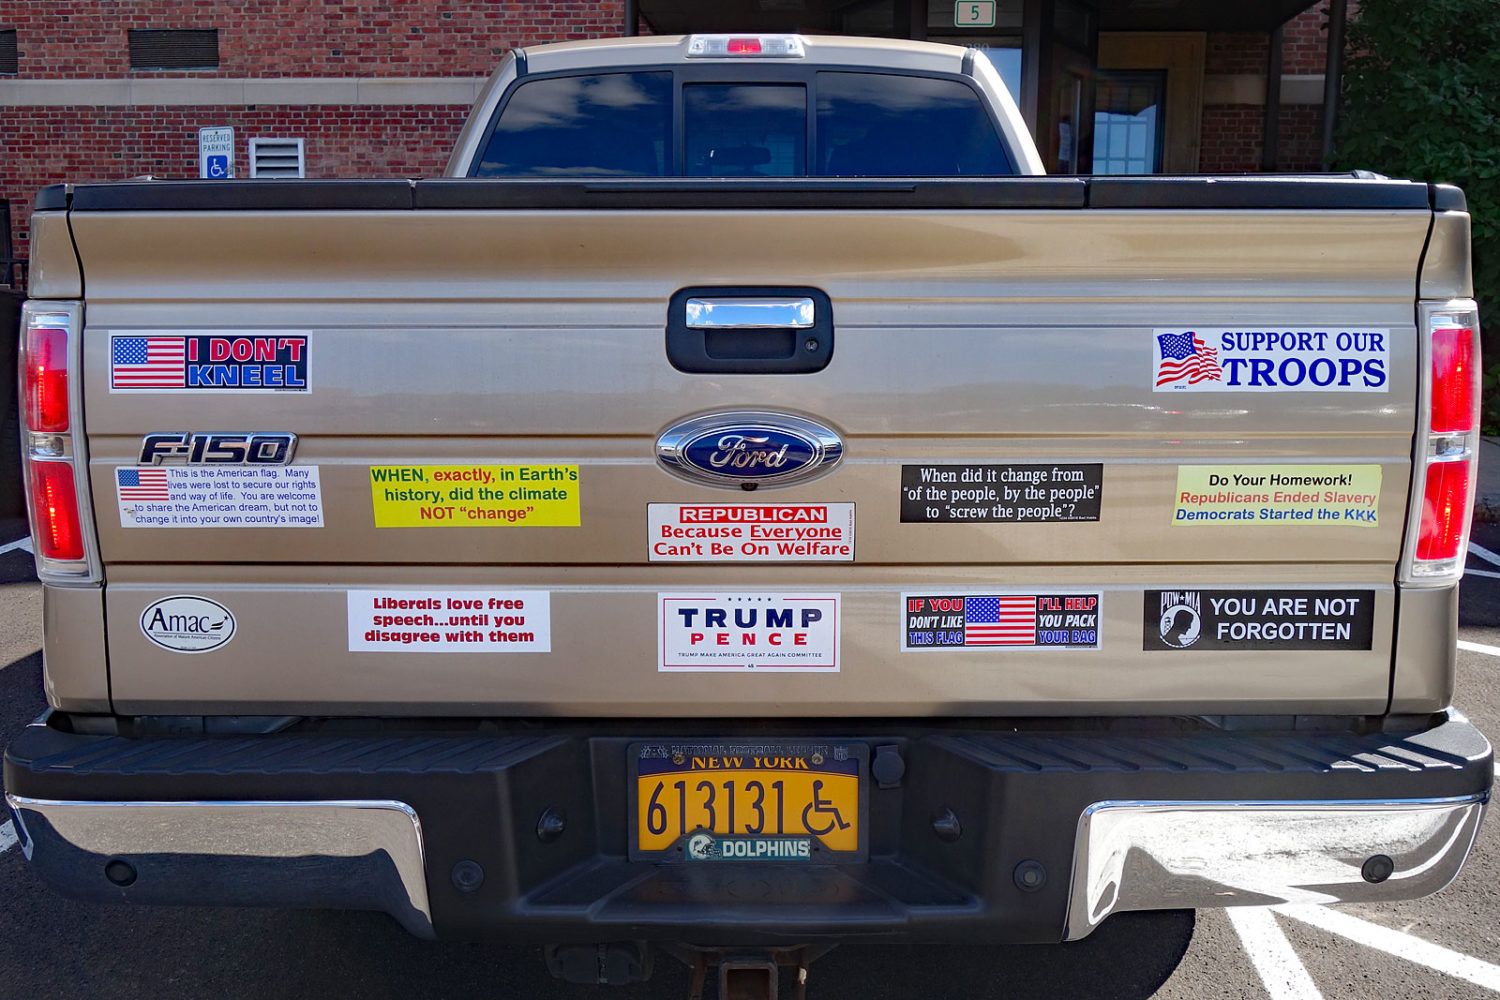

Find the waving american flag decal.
[{"left": 1154, "top": 331, "right": 1223, "bottom": 388}]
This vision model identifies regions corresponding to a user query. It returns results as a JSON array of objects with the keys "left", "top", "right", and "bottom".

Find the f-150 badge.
[
  {"left": 656, "top": 411, "right": 843, "bottom": 489},
  {"left": 138, "top": 432, "right": 297, "bottom": 465}
]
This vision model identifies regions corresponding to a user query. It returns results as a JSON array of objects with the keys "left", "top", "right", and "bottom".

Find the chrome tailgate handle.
[
  {"left": 667, "top": 287, "right": 833, "bottom": 374},
  {"left": 685, "top": 297, "right": 816, "bottom": 329}
]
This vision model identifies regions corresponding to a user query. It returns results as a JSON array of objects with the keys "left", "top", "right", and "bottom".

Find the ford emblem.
[{"left": 656, "top": 411, "right": 844, "bottom": 489}]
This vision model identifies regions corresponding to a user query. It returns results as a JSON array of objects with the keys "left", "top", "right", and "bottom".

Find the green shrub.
[{"left": 1332, "top": 0, "right": 1500, "bottom": 433}]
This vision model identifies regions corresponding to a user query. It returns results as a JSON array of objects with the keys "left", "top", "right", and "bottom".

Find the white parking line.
[
  {"left": 1469, "top": 541, "right": 1500, "bottom": 567},
  {"left": 1458, "top": 640, "right": 1500, "bottom": 658},
  {"left": 1466, "top": 568, "right": 1500, "bottom": 580},
  {"left": 0, "top": 820, "right": 16, "bottom": 855},
  {"left": 1227, "top": 908, "right": 1326, "bottom": 1000},
  {"left": 0, "top": 536, "right": 32, "bottom": 556},
  {"left": 1275, "top": 905, "right": 1500, "bottom": 992}
]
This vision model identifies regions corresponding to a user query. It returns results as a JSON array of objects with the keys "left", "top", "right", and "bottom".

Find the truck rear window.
[{"left": 474, "top": 70, "right": 1015, "bottom": 177}]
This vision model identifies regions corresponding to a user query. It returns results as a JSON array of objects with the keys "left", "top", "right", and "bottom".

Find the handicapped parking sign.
[{"left": 198, "top": 126, "right": 235, "bottom": 179}]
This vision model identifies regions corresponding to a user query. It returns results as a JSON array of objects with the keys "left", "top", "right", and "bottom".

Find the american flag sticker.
[
  {"left": 116, "top": 467, "right": 171, "bottom": 500},
  {"left": 1151, "top": 327, "right": 1390, "bottom": 393},
  {"left": 111, "top": 336, "right": 187, "bottom": 389},
  {"left": 108, "top": 331, "right": 311, "bottom": 393},
  {"left": 1154, "top": 331, "right": 1223, "bottom": 388},
  {"left": 902, "top": 593, "right": 1101, "bottom": 651}
]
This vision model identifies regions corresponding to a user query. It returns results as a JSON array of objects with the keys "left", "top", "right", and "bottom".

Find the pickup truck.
[{"left": 6, "top": 32, "right": 1492, "bottom": 997}]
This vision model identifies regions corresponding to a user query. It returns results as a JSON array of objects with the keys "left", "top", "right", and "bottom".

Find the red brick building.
[{"left": 0, "top": 0, "right": 1347, "bottom": 276}]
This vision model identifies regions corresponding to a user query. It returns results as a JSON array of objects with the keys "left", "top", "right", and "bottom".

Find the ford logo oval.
[{"left": 657, "top": 411, "right": 844, "bottom": 489}]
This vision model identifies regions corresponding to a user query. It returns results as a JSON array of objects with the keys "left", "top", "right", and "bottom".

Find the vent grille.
[
  {"left": 128, "top": 28, "right": 219, "bottom": 70},
  {"left": 0, "top": 30, "right": 17, "bottom": 75},
  {"left": 250, "top": 138, "right": 307, "bottom": 179}
]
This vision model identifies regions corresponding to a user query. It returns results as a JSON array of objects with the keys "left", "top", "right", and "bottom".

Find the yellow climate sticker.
[
  {"left": 369, "top": 465, "right": 579, "bottom": 527},
  {"left": 1174, "top": 465, "right": 1381, "bottom": 527}
]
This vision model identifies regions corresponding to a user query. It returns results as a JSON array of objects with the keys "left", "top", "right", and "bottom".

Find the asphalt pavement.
[{"left": 0, "top": 532, "right": 1495, "bottom": 999}]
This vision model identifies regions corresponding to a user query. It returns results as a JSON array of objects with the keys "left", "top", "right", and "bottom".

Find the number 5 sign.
[{"left": 955, "top": 0, "right": 997, "bottom": 26}]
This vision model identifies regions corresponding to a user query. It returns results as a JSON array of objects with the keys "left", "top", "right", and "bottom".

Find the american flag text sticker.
[
  {"left": 902, "top": 593, "right": 1101, "bottom": 650},
  {"left": 1152, "top": 328, "right": 1388, "bottom": 392},
  {"left": 116, "top": 466, "right": 323, "bottom": 528},
  {"left": 109, "top": 332, "right": 309, "bottom": 392}
]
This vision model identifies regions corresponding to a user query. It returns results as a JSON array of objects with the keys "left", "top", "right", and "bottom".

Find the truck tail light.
[
  {"left": 1401, "top": 302, "right": 1482, "bottom": 583},
  {"left": 18, "top": 303, "right": 98, "bottom": 581},
  {"left": 27, "top": 460, "right": 84, "bottom": 561},
  {"left": 24, "top": 323, "right": 69, "bottom": 433}
]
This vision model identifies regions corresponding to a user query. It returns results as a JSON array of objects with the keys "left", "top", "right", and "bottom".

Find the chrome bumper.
[
  {"left": 4, "top": 795, "right": 434, "bottom": 938},
  {"left": 1065, "top": 794, "right": 1488, "bottom": 940}
]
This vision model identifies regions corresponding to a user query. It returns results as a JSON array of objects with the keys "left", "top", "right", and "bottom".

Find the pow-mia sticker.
[{"left": 1144, "top": 589, "right": 1375, "bottom": 651}]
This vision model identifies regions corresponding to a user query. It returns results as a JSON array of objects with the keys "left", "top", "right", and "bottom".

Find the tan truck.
[{"left": 5, "top": 33, "right": 1492, "bottom": 997}]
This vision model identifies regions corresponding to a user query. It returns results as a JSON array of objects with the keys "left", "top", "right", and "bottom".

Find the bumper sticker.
[
  {"left": 109, "top": 332, "right": 309, "bottom": 392},
  {"left": 1144, "top": 590, "right": 1375, "bottom": 650},
  {"left": 659, "top": 593, "right": 839, "bottom": 672},
  {"left": 1152, "top": 328, "right": 1388, "bottom": 392},
  {"left": 900, "top": 464, "right": 1102, "bottom": 523},
  {"left": 347, "top": 590, "right": 551, "bottom": 652},
  {"left": 116, "top": 465, "right": 323, "bottom": 527},
  {"left": 369, "top": 465, "right": 579, "bottom": 527},
  {"left": 1173, "top": 465, "right": 1382, "bottom": 526},
  {"left": 902, "top": 593, "right": 1101, "bottom": 650},
  {"left": 649, "top": 503, "right": 854, "bottom": 561}
]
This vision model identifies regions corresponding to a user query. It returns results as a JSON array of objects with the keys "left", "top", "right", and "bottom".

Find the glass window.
[
  {"left": 816, "top": 72, "right": 1013, "bottom": 176},
  {"left": 475, "top": 72, "right": 671, "bottom": 177},
  {"left": 1092, "top": 71, "right": 1166, "bottom": 175},
  {"left": 684, "top": 85, "right": 808, "bottom": 177}
]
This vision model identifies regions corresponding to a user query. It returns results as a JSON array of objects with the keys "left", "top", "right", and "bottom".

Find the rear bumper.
[{"left": 5, "top": 712, "right": 1492, "bottom": 945}]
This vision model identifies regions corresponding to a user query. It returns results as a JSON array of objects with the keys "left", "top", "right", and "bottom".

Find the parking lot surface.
[{"left": 0, "top": 527, "right": 1494, "bottom": 999}]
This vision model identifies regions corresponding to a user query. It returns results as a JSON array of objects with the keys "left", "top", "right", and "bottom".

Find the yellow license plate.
[{"left": 633, "top": 742, "right": 864, "bottom": 859}]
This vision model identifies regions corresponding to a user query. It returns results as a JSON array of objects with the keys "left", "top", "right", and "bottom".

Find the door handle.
[{"left": 667, "top": 287, "right": 833, "bottom": 374}]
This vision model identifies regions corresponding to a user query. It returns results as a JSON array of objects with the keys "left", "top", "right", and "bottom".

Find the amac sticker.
[
  {"left": 903, "top": 593, "right": 1100, "bottom": 650},
  {"left": 110, "top": 332, "right": 308, "bottom": 392},
  {"left": 1152, "top": 328, "right": 1387, "bottom": 392},
  {"left": 1144, "top": 589, "right": 1375, "bottom": 650},
  {"left": 140, "top": 595, "right": 236, "bottom": 653}
]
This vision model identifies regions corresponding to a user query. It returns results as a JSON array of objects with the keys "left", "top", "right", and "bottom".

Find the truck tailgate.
[{"left": 71, "top": 187, "right": 1430, "bottom": 715}]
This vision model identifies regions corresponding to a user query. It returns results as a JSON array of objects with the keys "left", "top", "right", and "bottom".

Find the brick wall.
[
  {"left": 0, "top": 1, "right": 624, "bottom": 265},
  {"left": 1198, "top": 2, "right": 1331, "bottom": 172},
  {"left": 2, "top": 1, "right": 623, "bottom": 77}
]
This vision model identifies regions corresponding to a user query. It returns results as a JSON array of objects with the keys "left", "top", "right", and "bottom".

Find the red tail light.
[
  {"left": 1403, "top": 301, "right": 1482, "bottom": 583},
  {"left": 28, "top": 460, "right": 84, "bottom": 561},
  {"left": 1430, "top": 322, "right": 1477, "bottom": 434},
  {"left": 727, "top": 38, "right": 762, "bottom": 54},
  {"left": 19, "top": 304, "right": 95, "bottom": 579},
  {"left": 1415, "top": 460, "right": 1471, "bottom": 562},
  {"left": 24, "top": 324, "right": 69, "bottom": 433}
]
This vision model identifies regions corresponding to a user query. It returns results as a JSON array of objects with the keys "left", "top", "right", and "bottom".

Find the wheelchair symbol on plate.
[
  {"left": 801, "top": 780, "right": 852, "bottom": 836},
  {"left": 206, "top": 155, "right": 229, "bottom": 179}
]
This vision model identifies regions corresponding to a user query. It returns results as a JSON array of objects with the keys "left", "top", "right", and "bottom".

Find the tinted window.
[
  {"left": 475, "top": 72, "right": 671, "bottom": 177},
  {"left": 685, "top": 85, "right": 807, "bottom": 177},
  {"left": 816, "top": 73, "right": 1012, "bottom": 176}
]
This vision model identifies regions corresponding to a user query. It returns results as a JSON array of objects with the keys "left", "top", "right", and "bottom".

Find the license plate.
[{"left": 630, "top": 741, "right": 866, "bottom": 861}]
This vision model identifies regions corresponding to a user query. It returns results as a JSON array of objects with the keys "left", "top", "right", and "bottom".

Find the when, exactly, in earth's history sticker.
[{"left": 369, "top": 465, "right": 579, "bottom": 527}]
